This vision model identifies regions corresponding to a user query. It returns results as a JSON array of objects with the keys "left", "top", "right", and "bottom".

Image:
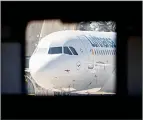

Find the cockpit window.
[
  {"left": 69, "top": 46, "right": 78, "bottom": 55},
  {"left": 48, "top": 47, "right": 62, "bottom": 54},
  {"left": 64, "top": 47, "right": 72, "bottom": 55}
]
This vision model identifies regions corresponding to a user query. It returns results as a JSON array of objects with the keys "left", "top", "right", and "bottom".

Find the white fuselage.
[{"left": 29, "top": 30, "right": 116, "bottom": 93}]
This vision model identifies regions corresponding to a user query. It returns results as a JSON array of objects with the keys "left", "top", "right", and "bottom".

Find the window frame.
[
  {"left": 63, "top": 46, "right": 73, "bottom": 55},
  {"left": 69, "top": 46, "right": 78, "bottom": 55},
  {"left": 48, "top": 46, "right": 63, "bottom": 54}
]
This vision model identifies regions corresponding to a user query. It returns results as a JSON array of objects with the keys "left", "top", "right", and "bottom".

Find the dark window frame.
[
  {"left": 69, "top": 46, "right": 78, "bottom": 55},
  {"left": 48, "top": 47, "right": 62, "bottom": 54},
  {"left": 63, "top": 46, "right": 73, "bottom": 55}
]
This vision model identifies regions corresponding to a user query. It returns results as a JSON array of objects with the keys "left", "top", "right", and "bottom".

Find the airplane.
[{"left": 29, "top": 30, "right": 116, "bottom": 95}]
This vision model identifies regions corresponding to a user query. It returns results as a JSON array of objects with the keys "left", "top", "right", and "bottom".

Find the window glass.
[
  {"left": 48, "top": 47, "right": 62, "bottom": 54},
  {"left": 64, "top": 47, "right": 72, "bottom": 55},
  {"left": 69, "top": 46, "right": 78, "bottom": 55}
]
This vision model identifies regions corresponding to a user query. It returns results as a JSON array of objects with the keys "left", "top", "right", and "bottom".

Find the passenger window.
[
  {"left": 69, "top": 46, "right": 78, "bottom": 55},
  {"left": 64, "top": 47, "right": 72, "bottom": 55},
  {"left": 48, "top": 47, "right": 62, "bottom": 54}
]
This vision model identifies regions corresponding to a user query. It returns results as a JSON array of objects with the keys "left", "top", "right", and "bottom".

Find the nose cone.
[
  {"left": 29, "top": 54, "right": 61, "bottom": 89},
  {"left": 29, "top": 54, "right": 60, "bottom": 73},
  {"left": 29, "top": 56, "right": 45, "bottom": 74}
]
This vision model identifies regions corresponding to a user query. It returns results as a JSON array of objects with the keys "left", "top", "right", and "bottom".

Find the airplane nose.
[
  {"left": 29, "top": 55, "right": 46, "bottom": 73},
  {"left": 30, "top": 62, "right": 54, "bottom": 89},
  {"left": 29, "top": 55, "right": 60, "bottom": 89}
]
